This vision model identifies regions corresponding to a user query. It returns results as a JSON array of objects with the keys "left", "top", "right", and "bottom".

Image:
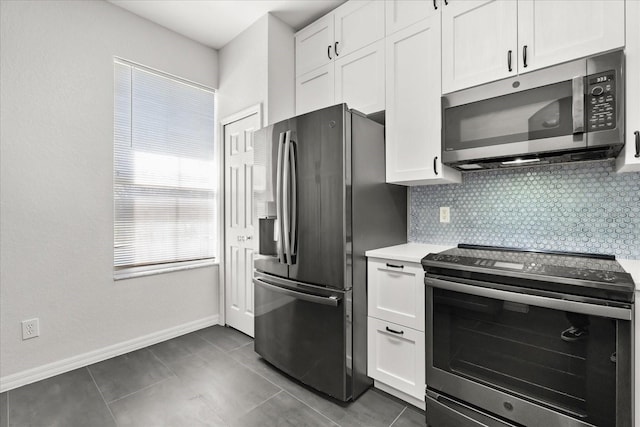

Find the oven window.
[
  {"left": 432, "top": 288, "right": 617, "bottom": 427},
  {"left": 444, "top": 81, "right": 573, "bottom": 150}
]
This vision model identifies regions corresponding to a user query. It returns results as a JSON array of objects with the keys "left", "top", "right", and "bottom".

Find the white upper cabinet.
[
  {"left": 616, "top": 0, "right": 640, "bottom": 172},
  {"left": 295, "top": 0, "right": 385, "bottom": 114},
  {"left": 518, "top": 0, "right": 625, "bottom": 73},
  {"left": 385, "top": 16, "right": 461, "bottom": 185},
  {"left": 385, "top": 0, "right": 438, "bottom": 36},
  {"left": 334, "top": 1, "right": 385, "bottom": 58},
  {"left": 335, "top": 40, "right": 385, "bottom": 114},
  {"left": 295, "top": 64, "right": 335, "bottom": 116},
  {"left": 442, "top": 0, "right": 625, "bottom": 94},
  {"left": 442, "top": 0, "right": 518, "bottom": 94},
  {"left": 295, "top": 14, "right": 334, "bottom": 77},
  {"left": 295, "top": 1, "right": 384, "bottom": 77}
]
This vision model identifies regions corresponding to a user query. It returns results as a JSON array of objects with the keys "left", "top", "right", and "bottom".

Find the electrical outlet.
[
  {"left": 22, "top": 318, "right": 39, "bottom": 340},
  {"left": 440, "top": 207, "right": 451, "bottom": 223}
]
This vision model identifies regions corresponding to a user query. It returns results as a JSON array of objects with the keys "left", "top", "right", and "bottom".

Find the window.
[{"left": 114, "top": 59, "right": 217, "bottom": 279}]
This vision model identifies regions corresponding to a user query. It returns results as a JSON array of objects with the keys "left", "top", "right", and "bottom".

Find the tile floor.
[{"left": 0, "top": 325, "right": 424, "bottom": 427}]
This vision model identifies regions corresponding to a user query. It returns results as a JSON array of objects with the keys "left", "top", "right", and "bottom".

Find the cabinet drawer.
[
  {"left": 367, "top": 258, "right": 425, "bottom": 330},
  {"left": 367, "top": 317, "right": 425, "bottom": 400}
]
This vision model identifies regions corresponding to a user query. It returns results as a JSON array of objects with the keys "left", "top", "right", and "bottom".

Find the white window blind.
[{"left": 114, "top": 60, "right": 216, "bottom": 274}]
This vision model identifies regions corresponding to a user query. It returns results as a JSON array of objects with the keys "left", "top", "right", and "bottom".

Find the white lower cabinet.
[
  {"left": 367, "top": 317, "right": 425, "bottom": 401},
  {"left": 367, "top": 257, "right": 425, "bottom": 407}
]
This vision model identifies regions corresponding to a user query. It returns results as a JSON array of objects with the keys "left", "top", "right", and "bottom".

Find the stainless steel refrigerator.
[{"left": 252, "top": 104, "right": 407, "bottom": 401}]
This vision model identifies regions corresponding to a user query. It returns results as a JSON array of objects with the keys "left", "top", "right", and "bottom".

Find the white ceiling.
[{"left": 109, "top": 0, "right": 346, "bottom": 50}]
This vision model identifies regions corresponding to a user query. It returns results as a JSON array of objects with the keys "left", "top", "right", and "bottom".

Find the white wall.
[
  {"left": 218, "top": 13, "right": 294, "bottom": 125},
  {"left": 0, "top": 0, "right": 220, "bottom": 387}
]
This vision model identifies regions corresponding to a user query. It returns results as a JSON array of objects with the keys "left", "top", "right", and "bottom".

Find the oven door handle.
[{"left": 426, "top": 277, "right": 631, "bottom": 320}]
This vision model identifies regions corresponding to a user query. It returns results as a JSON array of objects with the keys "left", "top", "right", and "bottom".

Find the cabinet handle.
[
  {"left": 327, "top": 45, "right": 332, "bottom": 60},
  {"left": 386, "top": 263, "right": 404, "bottom": 269},
  {"left": 434, "top": 156, "right": 439, "bottom": 176},
  {"left": 507, "top": 50, "right": 513, "bottom": 72},
  {"left": 334, "top": 41, "right": 339, "bottom": 56},
  {"left": 522, "top": 45, "right": 528, "bottom": 68},
  {"left": 444, "top": 0, "right": 448, "bottom": 4},
  {"left": 385, "top": 326, "right": 404, "bottom": 335},
  {"left": 433, "top": 0, "right": 437, "bottom": 9},
  {"left": 635, "top": 131, "right": 639, "bottom": 158}
]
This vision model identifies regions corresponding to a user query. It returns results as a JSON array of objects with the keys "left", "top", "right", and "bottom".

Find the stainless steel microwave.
[{"left": 442, "top": 50, "right": 624, "bottom": 170}]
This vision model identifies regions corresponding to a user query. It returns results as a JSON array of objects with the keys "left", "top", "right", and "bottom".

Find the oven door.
[{"left": 425, "top": 276, "right": 632, "bottom": 427}]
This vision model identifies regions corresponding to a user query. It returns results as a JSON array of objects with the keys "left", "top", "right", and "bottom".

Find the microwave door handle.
[
  {"left": 572, "top": 76, "right": 585, "bottom": 134},
  {"left": 275, "top": 131, "right": 285, "bottom": 264}
]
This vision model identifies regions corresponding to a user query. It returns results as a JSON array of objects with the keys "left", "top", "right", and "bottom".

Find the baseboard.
[
  {"left": 374, "top": 380, "right": 426, "bottom": 411},
  {"left": 0, "top": 315, "right": 220, "bottom": 393}
]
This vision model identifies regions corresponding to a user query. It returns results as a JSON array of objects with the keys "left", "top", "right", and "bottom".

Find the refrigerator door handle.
[
  {"left": 282, "top": 130, "right": 292, "bottom": 264},
  {"left": 275, "top": 131, "right": 285, "bottom": 264},
  {"left": 253, "top": 278, "right": 341, "bottom": 307},
  {"left": 289, "top": 138, "right": 298, "bottom": 260}
]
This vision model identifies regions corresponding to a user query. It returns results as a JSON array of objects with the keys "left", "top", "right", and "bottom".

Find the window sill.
[{"left": 114, "top": 259, "right": 217, "bottom": 281}]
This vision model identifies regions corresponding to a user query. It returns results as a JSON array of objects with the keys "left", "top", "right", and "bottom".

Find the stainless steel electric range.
[{"left": 422, "top": 244, "right": 634, "bottom": 427}]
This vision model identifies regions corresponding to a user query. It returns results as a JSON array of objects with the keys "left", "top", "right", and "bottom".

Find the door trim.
[{"left": 219, "top": 103, "right": 263, "bottom": 327}]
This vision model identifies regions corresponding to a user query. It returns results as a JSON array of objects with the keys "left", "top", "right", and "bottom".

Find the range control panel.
[{"left": 586, "top": 71, "right": 616, "bottom": 131}]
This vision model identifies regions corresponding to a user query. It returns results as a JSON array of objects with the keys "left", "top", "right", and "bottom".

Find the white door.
[
  {"left": 441, "top": 0, "right": 517, "bottom": 94},
  {"left": 385, "top": 17, "right": 460, "bottom": 185},
  {"left": 295, "top": 14, "right": 334, "bottom": 77},
  {"left": 334, "top": 39, "right": 385, "bottom": 114},
  {"left": 518, "top": 0, "right": 624, "bottom": 74},
  {"left": 295, "top": 63, "right": 335, "bottom": 115},
  {"left": 224, "top": 107, "right": 261, "bottom": 337}
]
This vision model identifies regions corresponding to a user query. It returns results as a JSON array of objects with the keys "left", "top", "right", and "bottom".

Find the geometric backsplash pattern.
[{"left": 409, "top": 160, "right": 640, "bottom": 259}]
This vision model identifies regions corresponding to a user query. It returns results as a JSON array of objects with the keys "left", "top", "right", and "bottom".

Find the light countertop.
[
  {"left": 365, "top": 243, "right": 454, "bottom": 264},
  {"left": 366, "top": 243, "right": 640, "bottom": 292}
]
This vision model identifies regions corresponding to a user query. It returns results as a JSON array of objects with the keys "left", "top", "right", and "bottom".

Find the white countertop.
[
  {"left": 366, "top": 243, "right": 640, "bottom": 291},
  {"left": 365, "top": 242, "right": 454, "bottom": 264}
]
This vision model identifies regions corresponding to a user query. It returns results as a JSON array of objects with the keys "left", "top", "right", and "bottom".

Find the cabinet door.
[
  {"left": 335, "top": 40, "right": 385, "bottom": 114},
  {"left": 367, "top": 258, "right": 424, "bottom": 330},
  {"left": 385, "top": 0, "right": 437, "bottom": 36},
  {"left": 367, "top": 317, "right": 425, "bottom": 400},
  {"left": 334, "top": 0, "right": 385, "bottom": 58},
  {"left": 616, "top": 0, "right": 640, "bottom": 172},
  {"left": 295, "top": 64, "right": 335, "bottom": 116},
  {"left": 295, "top": 14, "right": 334, "bottom": 77},
  {"left": 518, "top": 0, "right": 624, "bottom": 74},
  {"left": 441, "top": 0, "right": 517, "bottom": 94},
  {"left": 385, "top": 18, "right": 461, "bottom": 185}
]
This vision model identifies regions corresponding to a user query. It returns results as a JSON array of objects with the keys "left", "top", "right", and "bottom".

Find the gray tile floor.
[{"left": 0, "top": 325, "right": 425, "bottom": 427}]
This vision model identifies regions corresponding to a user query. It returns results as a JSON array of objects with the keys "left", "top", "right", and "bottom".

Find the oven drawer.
[
  {"left": 367, "top": 258, "right": 424, "bottom": 330},
  {"left": 367, "top": 317, "right": 425, "bottom": 399},
  {"left": 426, "top": 391, "right": 518, "bottom": 427}
]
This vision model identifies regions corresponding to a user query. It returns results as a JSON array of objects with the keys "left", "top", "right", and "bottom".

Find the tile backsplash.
[{"left": 409, "top": 160, "right": 640, "bottom": 260}]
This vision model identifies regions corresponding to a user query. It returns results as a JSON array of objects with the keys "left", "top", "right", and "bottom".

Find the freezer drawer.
[{"left": 253, "top": 272, "right": 352, "bottom": 400}]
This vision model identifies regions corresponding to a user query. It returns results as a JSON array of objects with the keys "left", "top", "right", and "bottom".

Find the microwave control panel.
[{"left": 586, "top": 71, "right": 616, "bottom": 131}]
